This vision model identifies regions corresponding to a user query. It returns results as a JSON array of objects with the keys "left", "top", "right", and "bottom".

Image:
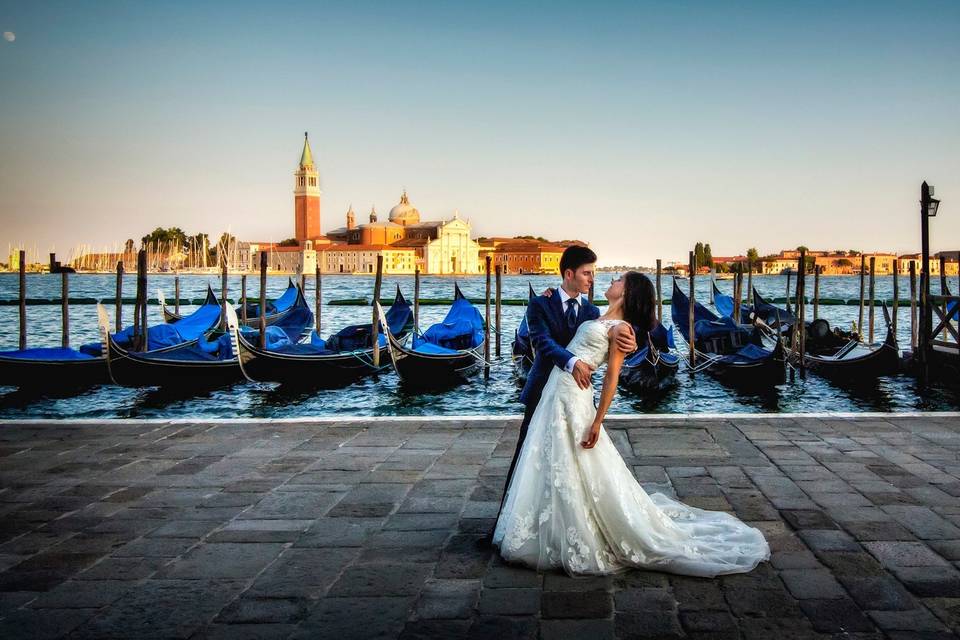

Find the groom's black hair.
[{"left": 559, "top": 245, "right": 597, "bottom": 278}]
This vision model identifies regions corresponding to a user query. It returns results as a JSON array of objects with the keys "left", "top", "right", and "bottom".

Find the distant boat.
[
  {"left": 162, "top": 278, "right": 300, "bottom": 328},
  {"left": 511, "top": 283, "right": 536, "bottom": 383}
]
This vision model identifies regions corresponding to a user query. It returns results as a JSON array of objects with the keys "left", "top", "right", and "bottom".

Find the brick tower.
[{"left": 294, "top": 132, "right": 321, "bottom": 244}]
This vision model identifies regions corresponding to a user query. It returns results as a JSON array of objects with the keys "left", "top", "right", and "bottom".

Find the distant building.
[{"left": 294, "top": 132, "right": 325, "bottom": 246}]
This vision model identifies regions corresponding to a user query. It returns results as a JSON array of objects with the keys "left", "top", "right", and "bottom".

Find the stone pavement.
[{"left": 0, "top": 415, "right": 959, "bottom": 640}]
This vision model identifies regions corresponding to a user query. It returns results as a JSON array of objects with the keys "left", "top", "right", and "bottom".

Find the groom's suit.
[{"left": 500, "top": 289, "right": 600, "bottom": 507}]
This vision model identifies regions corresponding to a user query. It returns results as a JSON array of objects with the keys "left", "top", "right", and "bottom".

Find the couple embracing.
[{"left": 484, "top": 245, "right": 770, "bottom": 577}]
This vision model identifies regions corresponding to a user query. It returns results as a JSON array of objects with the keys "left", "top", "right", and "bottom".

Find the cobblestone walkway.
[{"left": 0, "top": 415, "right": 959, "bottom": 639}]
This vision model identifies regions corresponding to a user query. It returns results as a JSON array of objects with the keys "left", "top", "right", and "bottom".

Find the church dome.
[{"left": 388, "top": 190, "right": 420, "bottom": 226}]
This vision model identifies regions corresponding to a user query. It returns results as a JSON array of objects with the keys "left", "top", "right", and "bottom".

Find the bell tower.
[{"left": 294, "top": 132, "right": 321, "bottom": 244}]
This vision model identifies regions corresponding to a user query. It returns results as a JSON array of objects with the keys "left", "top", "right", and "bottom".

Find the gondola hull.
[
  {"left": 619, "top": 350, "right": 679, "bottom": 393},
  {"left": 106, "top": 334, "right": 242, "bottom": 388},
  {"left": 704, "top": 345, "right": 787, "bottom": 387},
  {"left": 236, "top": 333, "right": 391, "bottom": 387},
  {"left": 801, "top": 328, "right": 900, "bottom": 380},
  {"left": 0, "top": 355, "right": 110, "bottom": 389},
  {"left": 386, "top": 330, "right": 484, "bottom": 386}
]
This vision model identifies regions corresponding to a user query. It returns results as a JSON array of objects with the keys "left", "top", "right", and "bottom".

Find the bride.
[{"left": 493, "top": 271, "right": 770, "bottom": 577}]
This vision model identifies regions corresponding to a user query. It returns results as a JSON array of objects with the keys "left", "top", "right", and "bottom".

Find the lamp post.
[{"left": 918, "top": 181, "right": 940, "bottom": 382}]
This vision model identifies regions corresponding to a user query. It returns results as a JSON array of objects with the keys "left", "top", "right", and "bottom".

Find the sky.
[{"left": 1, "top": 0, "right": 958, "bottom": 267}]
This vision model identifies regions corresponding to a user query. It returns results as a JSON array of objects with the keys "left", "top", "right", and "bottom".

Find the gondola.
[
  {"left": 618, "top": 323, "right": 680, "bottom": 393},
  {"left": 162, "top": 278, "right": 299, "bottom": 328},
  {"left": 717, "top": 282, "right": 855, "bottom": 354},
  {"left": 0, "top": 287, "right": 223, "bottom": 389},
  {"left": 107, "top": 285, "right": 313, "bottom": 388},
  {"left": 234, "top": 286, "right": 414, "bottom": 386},
  {"left": 382, "top": 284, "right": 485, "bottom": 387},
  {"left": 671, "top": 280, "right": 786, "bottom": 387},
  {"left": 511, "top": 284, "right": 536, "bottom": 383},
  {"left": 799, "top": 311, "right": 900, "bottom": 380}
]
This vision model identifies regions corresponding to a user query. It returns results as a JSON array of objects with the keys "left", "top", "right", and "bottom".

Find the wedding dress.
[{"left": 493, "top": 318, "right": 770, "bottom": 577}]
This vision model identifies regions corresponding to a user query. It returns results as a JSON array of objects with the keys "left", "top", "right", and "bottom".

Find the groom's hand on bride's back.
[
  {"left": 542, "top": 287, "right": 554, "bottom": 297},
  {"left": 572, "top": 360, "right": 596, "bottom": 389}
]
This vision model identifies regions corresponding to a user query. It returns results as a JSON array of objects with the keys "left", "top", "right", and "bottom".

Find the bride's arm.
[{"left": 581, "top": 324, "right": 629, "bottom": 449}]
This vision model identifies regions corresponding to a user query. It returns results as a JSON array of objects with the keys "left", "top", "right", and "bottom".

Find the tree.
[
  {"left": 278, "top": 238, "right": 299, "bottom": 247},
  {"left": 835, "top": 258, "right": 853, "bottom": 268},
  {"left": 703, "top": 243, "right": 713, "bottom": 268},
  {"left": 746, "top": 247, "right": 759, "bottom": 264},
  {"left": 796, "top": 245, "right": 809, "bottom": 254},
  {"left": 694, "top": 242, "right": 704, "bottom": 269},
  {"left": 847, "top": 249, "right": 860, "bottom": 256}
]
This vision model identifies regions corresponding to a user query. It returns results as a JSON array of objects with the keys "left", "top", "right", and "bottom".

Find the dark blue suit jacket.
[{"left": 519, "top": 290, "right": 600, "bottom": 408}]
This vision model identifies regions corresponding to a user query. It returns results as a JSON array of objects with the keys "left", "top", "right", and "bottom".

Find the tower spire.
[{"left": 299, "top": 131, "right": 314, "bottom": 168}]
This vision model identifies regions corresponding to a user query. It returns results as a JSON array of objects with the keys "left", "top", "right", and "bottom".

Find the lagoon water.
[{"left": 0, "top": 272, "right": 957, "bottom": 418}]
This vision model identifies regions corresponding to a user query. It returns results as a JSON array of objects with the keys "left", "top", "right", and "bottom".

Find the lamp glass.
[{"left": 928, "top": 199, "right": 940, "bottom": 217}]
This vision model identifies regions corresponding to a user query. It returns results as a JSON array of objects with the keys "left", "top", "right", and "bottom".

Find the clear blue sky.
[{"left": 1, "top": 0, "right": 958, "bottom": 266}]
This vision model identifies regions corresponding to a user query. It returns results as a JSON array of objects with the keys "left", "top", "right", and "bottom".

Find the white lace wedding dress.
[{"left": 493, "top": 318, "right": 770, "bottom": 577}]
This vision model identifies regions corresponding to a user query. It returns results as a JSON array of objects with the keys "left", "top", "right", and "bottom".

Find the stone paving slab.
[{"left": 0, "top": 415, "right": 959, "bottom": 638}]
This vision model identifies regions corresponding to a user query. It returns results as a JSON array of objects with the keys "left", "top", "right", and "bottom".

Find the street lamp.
[{"left": 918, "top": 181, "right": 942, "bottom": 383}]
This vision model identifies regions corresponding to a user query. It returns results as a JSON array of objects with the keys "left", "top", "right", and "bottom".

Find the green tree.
[
  {"left": 278, "top": 238, "right": 299, "bottom": 247},
  {"left": 694, "top": 242, "right": 704, "bottom": 269},
  {"left": 703, "top": 243, "right": 713, "bottom": 268},
  {"left": 847, "top": 249, "right": 860, "bottom": 256},
  {"left": 796, "top": 245, "right": 809, "bottom": 254},
  {"left": 746, "top": 247, "right": 759, "bottom": 264}
]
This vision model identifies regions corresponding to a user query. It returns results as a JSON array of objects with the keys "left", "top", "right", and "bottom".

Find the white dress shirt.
[{"left": 558, "top": 287, "right": 583, "bottom": 373}]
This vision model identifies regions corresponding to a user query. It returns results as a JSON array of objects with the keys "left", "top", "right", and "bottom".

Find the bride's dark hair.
[{"left": 621, "top": 271, "right": 657, "bottom": 336}]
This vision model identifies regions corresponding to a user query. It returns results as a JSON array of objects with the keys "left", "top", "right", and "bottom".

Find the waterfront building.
[
  {"left": 319, "top": 244, "right": 416, "bottom": 274},
  {"left": 324, "top": 192, "right": 481, "bottom": 274},
  {"left": 760, "top": 258, "right": 798, "bottom": 274},
  {"left": 813, "top": 254, "right": 858, "bottom": 275},
  {"left": 898, "top": 254, "right": 959, "bottom": 276}
]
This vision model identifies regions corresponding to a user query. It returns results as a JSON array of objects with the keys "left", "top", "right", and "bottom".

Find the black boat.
[
  {"left": 671, "top": 280, "right": 786, "bottom": 387},
  {"left": 162, "top": 278, "right": 299, "bottom": 328},
  {"left": 618, "top": 323, "right": 680, "bottom": 393},
  {"left": 799, "top": 305, "right": 900, "bottom": 380},
  {"left": 383, "top": 284, "right": 486, "bottom": 387},
  {"left": 725, "top": 284, "right": 856, "bottom": 354},
  {"left": 511, "top": 284, "right": 536, "bottom": 383},
  {"left": 108, "top": 285, "right": 313, "bottom": 388},
  {"left": 235, "top": 286, "right": 414, "bottom": 386},
  {"left": 0, "top": 289, "right": 223, "bottom": 389}
]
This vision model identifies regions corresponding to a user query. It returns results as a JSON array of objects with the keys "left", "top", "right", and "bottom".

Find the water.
[{"left": 0, "top": 272, "right": 958, "bottom": 418}]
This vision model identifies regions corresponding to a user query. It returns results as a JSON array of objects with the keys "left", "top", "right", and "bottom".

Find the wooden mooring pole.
[
  {"left": 940, "top": 255, "right": 948, "bottom": 319},
  {"left": 315, "top": 263, "right": 321, "bottom": 335},
  {"left": 414, "top": 268, "right": 421, "bottom": 333},
  {"left": 732, "top": 263, "right": 742, "bottom": 324},
  {"left": 18, "top": 250, "right": 26, "bottom": 350},
  {"left": 495, "top": 264, "right": 502, "bottom": 358},
  {"left": 138, "top": 249, "right": 148, "bottom": 351},
  {"left": 813, "top": 266, "right": 821, "bottom": 321},
  {"left": 909, "top": 261, "right": 917, "bottom": 351},
  {"left": 484, "top": 255, "right": 492, "bottom": 379},
  {"left": 688, "top": 251, "right": 696, "bottom": 371},
  {"left": 892, "top": 259, "right": 899, "bottom": 340},
  {"left": 857, "top": 254, "right": 866, "bottom": 339},
  {"left": 371, "top": 255, "right": 384, "bottom": 369},
  {"left": 220, "top": 254, "right": 228, "bottom": 329},
  {"left": 241, "top": 275, "right": 248, "bottom": 325},
  {"left": 655, "top": 259, "right": 662, "bottom": 323},
  {"left": 61, "top": 271, "right": 69, "bottom": 348},
  {"left": 868, "top": 256, "right": 876, "bottom": 343},
  {"left": 746, "top": 257, "right": 753, "bottom": 307},
  {"left": 798, "top": 250, "right": 807, "bottom": 378},
  {"left": 259, "top": 252, "right": 267, "bottom": 349},
  {"left": 115, "top": 261, "right": 123, "bottom": 333},
  {"left": 174, "top": 273, "right": 181, "bottom": 316}
]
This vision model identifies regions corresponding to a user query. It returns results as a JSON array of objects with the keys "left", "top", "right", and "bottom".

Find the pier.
[{"left": 1, "top": 415, "right": 959, "bottom": 638}]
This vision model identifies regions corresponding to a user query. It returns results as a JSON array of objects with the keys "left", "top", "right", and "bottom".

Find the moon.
[{"left": 2, "top": 32, "right": 14, "bottom": 43}]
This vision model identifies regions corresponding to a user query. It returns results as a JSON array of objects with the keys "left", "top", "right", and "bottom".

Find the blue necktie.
[{"left": 565, "top": 297, "right": 579, "bottom": 329}]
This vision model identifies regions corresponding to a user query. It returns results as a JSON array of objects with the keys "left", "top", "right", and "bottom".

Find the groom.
[{"left": 481, "top": 245, "right": 636, "bottom": 546}]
